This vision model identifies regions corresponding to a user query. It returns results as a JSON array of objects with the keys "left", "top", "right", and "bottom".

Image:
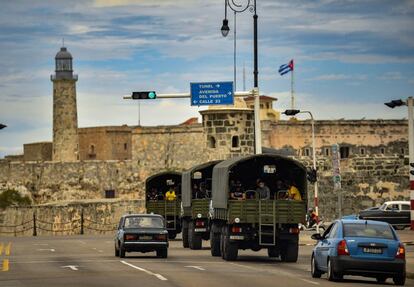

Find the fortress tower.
[{"left": 51, "top": 47, "right": 79, "bottom": 161}]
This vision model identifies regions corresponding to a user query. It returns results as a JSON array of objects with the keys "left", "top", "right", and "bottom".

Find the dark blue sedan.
[{"left": 311, "top": 219, "right": 406, "bottom": 285}]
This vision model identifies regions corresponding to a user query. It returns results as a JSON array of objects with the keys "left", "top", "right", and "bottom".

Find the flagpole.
[{"left": 291, "top": 63, "right": 294, "bottom": 110}]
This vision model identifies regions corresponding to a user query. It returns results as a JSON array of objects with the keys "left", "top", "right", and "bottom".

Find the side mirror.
[{"left": 311, "top": 233, "right": 323, "bottom": 241}]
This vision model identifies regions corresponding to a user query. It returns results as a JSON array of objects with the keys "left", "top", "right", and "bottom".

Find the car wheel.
[
  {"left": 115, "top": 244, "right": 119, "bottom": 257},
  {"left": 393, "top": 273, "right": 406, "bottom": 286},
  {"left": 156, "top": 247, "right": 168, "bottom": 258},
  {"left": 376, "top": 276, "right": 387, "bottom": 283},
  {"left": 327, "top": 258, "right": 342, "bottom": 281},
  {"left": 311, "top": 254, "right": 323, "bottom": 278},
  {"left": 119, "top": 244, "right": 126, "bottom": 258}
]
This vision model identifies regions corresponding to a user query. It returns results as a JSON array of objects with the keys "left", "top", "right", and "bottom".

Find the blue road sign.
[{"left": 190, "top": 81, "right": 234, "bottom": 106}]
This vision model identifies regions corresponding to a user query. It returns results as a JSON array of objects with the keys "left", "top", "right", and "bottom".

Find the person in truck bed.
[
  {"left": 286, "top": 181, "right": 302, "bottom": 201},
  {"left": 256, "top": 179, "right": 270, "bottom": 200}
]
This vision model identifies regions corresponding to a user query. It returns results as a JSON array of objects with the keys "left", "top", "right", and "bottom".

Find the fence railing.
[{"left": 0, "top": 210, "right": 118, "bottom": 236}]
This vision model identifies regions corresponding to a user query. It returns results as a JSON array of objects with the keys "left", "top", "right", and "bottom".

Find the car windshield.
[
  {"left": 379, "top": 203, "right": 387, "bottom": 210},
  {"left": 124, "top": 217, "right": 164, "bottom": 229},
  {"left": 343, "top": 223, "right": 395, "bottom": 239}
]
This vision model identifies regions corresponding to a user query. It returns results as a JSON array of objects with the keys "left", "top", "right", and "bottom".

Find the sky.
[{"left": 0, "top": 0, "right": 413, "bottom": 157}]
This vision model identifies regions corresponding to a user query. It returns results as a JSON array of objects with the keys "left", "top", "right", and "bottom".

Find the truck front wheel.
[{"left": 280, "top": 240, "right": 298, "bottom": 262}]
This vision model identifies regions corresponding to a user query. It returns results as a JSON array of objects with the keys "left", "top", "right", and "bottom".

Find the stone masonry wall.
[
  {"left": 131, "top": 124, "right": 208, "bottom": 172},
  {"left": 266, "top": 119, "right": 408, "bottom": 157},
  {"left": 0, "top": 199, "right": 145, "bottom": 237},
  {"left": 0, "top": 160, "right": 145, "bottom": 203}
]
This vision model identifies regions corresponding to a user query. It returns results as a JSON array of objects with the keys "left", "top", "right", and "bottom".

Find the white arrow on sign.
[
  {"left": 61, "top": 265, "right": 79, "bottom": 271},
  {"left": 37, "top": 248, "right": 55, "bottom": 252},
  {"left": 216, "top": 84, "right": 220, "bottom": 88}
]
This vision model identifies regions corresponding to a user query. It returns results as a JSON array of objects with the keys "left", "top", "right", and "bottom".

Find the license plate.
[
  {"left": 363, "top": 247, "right": 382, "bottom": 254},
  {"left": 194, "top": 228, "right": 207, "bottom": 232},
  {"left": 139, "top": 236, "right": 152, "bottom": 240}
]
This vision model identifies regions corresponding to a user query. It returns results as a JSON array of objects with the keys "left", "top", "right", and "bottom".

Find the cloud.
[
  {"left": 378, "top": 72, "right": 403, "bottom": 81},
  {"left": 308, "top": 74, "right": 367, "bottom": 81}
]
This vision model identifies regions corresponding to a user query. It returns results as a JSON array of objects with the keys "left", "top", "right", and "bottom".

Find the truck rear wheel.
[
  {"left": 267, "top": 247, "right": 279, "bottom": 258},
  {"left": 189, "top": 221, "right": 202, "bottom": 250},
  {"left": 222, "top": 227, "right": 238, "bottom": 261},
  {"left": 210, "top": 228, "right": 221, "bottom": 257},
  {"left": 182, "top": 226, "right": 189, "bottom": 248},
  {"left": 280, "top": 240, "right": 298, "bottom": 262},
  {"left": 168, "top": 231, "right": 177, "bottom": 239}
]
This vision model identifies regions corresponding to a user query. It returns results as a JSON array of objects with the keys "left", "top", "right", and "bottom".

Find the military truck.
[
  {"left": 209, "top": 154, "right": 308, "bottom": 261},
  {"left": 145, "top": 171, "right": 182, "bottom": 239},
  {"left": 181, "top": 161, "right": 221, "bottom": 249}
]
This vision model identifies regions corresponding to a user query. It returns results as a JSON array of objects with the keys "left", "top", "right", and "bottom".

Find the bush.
[{"left": 0, "top": 189, "right": 32, "bottom": 209}]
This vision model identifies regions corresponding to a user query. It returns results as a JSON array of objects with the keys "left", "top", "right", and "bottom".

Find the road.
[{"left": 0, "top": 235, "right": 412, "bottom": 287}]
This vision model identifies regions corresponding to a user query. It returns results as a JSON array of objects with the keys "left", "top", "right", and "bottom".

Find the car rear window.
[
  {"left": 124, "top": 217, "right": 164, "bottom": 229},
  {"left": 343, "top": 223, "right": 395, "bottom": 240}
]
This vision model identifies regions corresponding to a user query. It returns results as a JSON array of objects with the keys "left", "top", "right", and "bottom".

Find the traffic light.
[
  {"left": 307, "top": 168, "right": 317, "bottom": 183},
  {"left": 384, "top": 99, "right": 405, "bottom": 108},
  {"left": 283, "top": 109, "right": 301, "bottom": 116},
  {"left": 132, "top": 91, "right": 157, "bottom": 100}
]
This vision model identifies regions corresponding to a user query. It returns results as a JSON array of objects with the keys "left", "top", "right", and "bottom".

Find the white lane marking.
[
  {"left": 120, "top": 260, "right": 168, "bottom": 281},
  {"left": 98, "top": 250, "right": 104, "bottom": 253},
  {"left": 36, "top": 248, "right": 55, "bottom": 252},
  {"left": 78, "top": 241, "right": 87, "bottom": 245},
  {"left": 33, "top": 243, "right": 49, "bottom": 246},
  {"left": 300, "top": 278, "right": 319, "bottom": 285},
  {"left": 185, "top": 265, "right": 205, "bottom": 271},
  {"left": 229, "top": 262, "right": 319, "bottom": 285},
  {"left": 61, "top": 265, "right": 79, "bottom": 271}
]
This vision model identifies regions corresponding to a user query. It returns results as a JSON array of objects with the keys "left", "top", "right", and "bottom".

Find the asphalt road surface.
[{"left": 0, "top": 235, "right": 413, "bottom": 287}]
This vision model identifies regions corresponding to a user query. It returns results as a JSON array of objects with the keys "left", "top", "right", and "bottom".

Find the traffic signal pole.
[
  {"left": 123, "top": 90, "right": 254, "bottom": 100},
  {"left": 408, "top": 97, "right": 414, "bottom": 230}
]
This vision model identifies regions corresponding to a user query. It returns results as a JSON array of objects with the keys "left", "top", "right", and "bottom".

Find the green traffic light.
[{"left": 149, "top": 92, "right": 156, "bottom": 99}]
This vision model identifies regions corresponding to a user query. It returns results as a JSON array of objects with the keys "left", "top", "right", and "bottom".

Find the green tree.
[{"left": 0, "top": 189, "right": 32, "bottom": 209}]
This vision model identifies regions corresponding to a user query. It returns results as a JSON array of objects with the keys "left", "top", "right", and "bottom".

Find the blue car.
[{"left": 311, "top": 219, "right": 406, "bottom": 285}]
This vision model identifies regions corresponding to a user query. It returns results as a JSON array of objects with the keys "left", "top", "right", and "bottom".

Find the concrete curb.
[{"left": 407, "top": 272, "right": 414, "bottom": 280}]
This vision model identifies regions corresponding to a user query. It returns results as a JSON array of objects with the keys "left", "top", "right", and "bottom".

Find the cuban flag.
[{"left": 278, "top": 59, "right": 294, "bottom": 76}]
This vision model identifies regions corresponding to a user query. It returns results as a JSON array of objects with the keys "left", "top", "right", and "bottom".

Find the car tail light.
[
  {"left": 195, "top": 220, "right": 205, "bottom": 227},
  {"left": 337, "top": 240, "right": 350, "bottom": 256},
  {"left": 289, "top": 227, "right": 300, "bottom": 234},
  {"left": 154, "top": 234, "right": 167, "bottom": 241},
  {"left": 125, "top": 234, "right": 137, "bottom": 241},
  {"left": 396, "top": 243, "right": 405, "bottom": 259},
  {"left": 232, "top": 226, "right": 242, "bottom": 233}
]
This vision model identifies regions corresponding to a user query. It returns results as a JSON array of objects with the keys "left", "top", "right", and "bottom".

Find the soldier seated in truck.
[
  {"left": 148, "top": 187, "right": 158, "bottom": 201},
  {"left": 286, "top": 180, "right": 302, "bottom": 201},
  {"left": 256, "top": 179, "right": 270, "bottom": 200},
  {"left": 230, "top": 180, "right": 245, "bottom": 200},
  {"left": 165, "top": 186, "right": 177, "bottom": 201},
  {"left": 274, "top": 179, "right": 288, "bottom": 199},
  {"left": 195, "top": 182, "right": 207, "bottom": 199}
]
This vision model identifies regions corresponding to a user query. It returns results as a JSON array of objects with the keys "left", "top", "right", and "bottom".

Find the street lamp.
[
  {"left": 0, "top": 124, "right": 6, "bottom": 130},
  {"left": 284, "top": 109, "right": 319, "bottom": 230},
  {"left": 384, "top": 97, "right": 414, "bottom": 230},
  {"left": 221, "top": 0, "right": 261, "bottom": 154}
]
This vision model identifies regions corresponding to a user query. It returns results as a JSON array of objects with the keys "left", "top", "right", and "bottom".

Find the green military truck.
[
  {"left": 145, "top": 171, "right": 182, "bottom": 239},
  {"left": 181, "top": 161, "right": 221, "bottom": 249},
  {"left": 209, "top": 154, "right": 308, "bottom": 261}
]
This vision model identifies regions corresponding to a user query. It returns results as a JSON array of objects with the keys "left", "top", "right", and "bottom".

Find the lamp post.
[
  {"left": 221, "top": 0, "right": 261, "bottom": 154},
  {"left": 284, "top": 109, "right": 319, "bottom": 231},
  {"left": 0, "top": 124, "right": 6, "bottom": 130},
  {"left": 385, "top": 97, "right": 414, "bottom": 231}
]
